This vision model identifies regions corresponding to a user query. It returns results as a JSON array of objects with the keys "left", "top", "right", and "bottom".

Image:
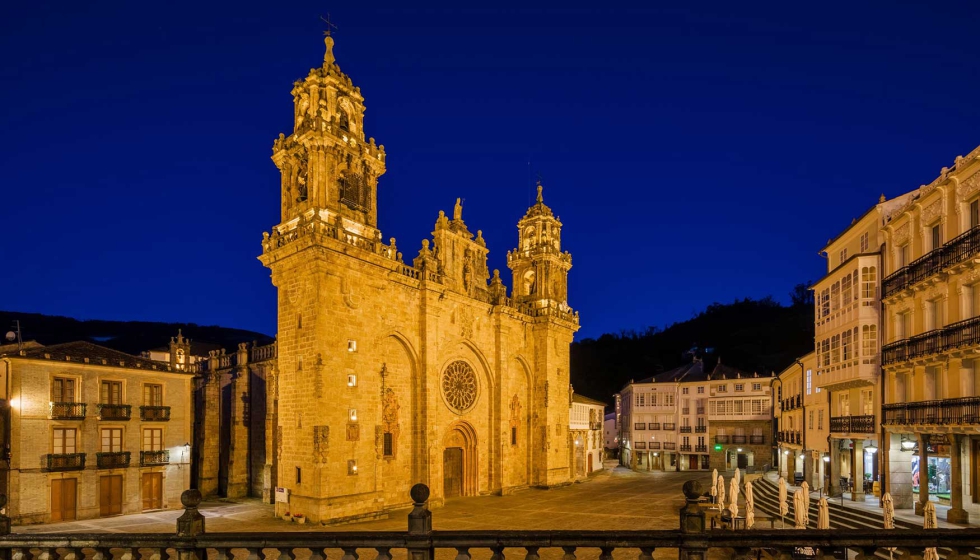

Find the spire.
[
  {"left": 324, "top": 35, "right": 335, "bottom": 66},
  {"left": 320, "top": 14, "right": 338, "bottom": 66}
]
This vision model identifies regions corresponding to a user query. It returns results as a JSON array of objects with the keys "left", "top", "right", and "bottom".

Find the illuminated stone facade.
[{"left": 258, "top": 36, "right": 579, "bottom": 523}]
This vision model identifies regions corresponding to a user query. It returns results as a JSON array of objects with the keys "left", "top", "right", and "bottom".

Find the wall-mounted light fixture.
[
  {"left": 348, "top": 409, "right": 357, "bottom": 422},
  {"left": 347, "top": 460, "right": 358, "bottom": 475},
  {"left": 901, "top": 435, "right": 916, "bottom": 451},
  {"left": 347, "top": 374, "right": 357, "bottom": 387}
]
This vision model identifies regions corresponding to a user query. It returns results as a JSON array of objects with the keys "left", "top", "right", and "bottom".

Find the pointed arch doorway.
[{"left": 443, "top": 421, "right": 478, "bottom": 498}]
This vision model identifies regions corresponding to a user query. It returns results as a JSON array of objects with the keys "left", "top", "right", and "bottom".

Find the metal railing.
[
  {"left": 0, "top": 482, "right": 975, "bottom": 560},
  {"left": 647, "top": 422, "right": 660, "bottom": 430},
  {"left": 97, "top": 403, "right": 131, "bottom": 420},
  {"left": 662, "top": 442, "right": 676, "bottom": 450},
  {"left": 96, "top": 451, "right": 131, "bottom": 469},
  {"left": 140, "top": 450, "right": 170, "bottom": 466},
  {"left": 663, "top": 423, "right": 676, "bottom": 430},
  {"left": 883, "top": 316, "right": 980, "bottom": 365},
  {"left": 50, "top": 402, "right": 86, "bottom": 420},
  {"left": 141, "top": 405, "right": 171, "bottom": 421},
  {"left": 648, "top": 441, "right": 661, "bottom": 450},
  {"left": 731, "top": 435, "right": 747, "bottom": 444},
  {"left": 883, "top": 396, "right": 980, "bottom": 426},
  {"left": 695, "top": 425, "right": 707, "bottom": 433},
  {"left": 679, "top": 426, "right": 692, "bottom": 433},
  {"left": 679, "top": 444, "right": 692, "bottom": 452},
  {"left": 45, "top": 453, "right": 85, "bottom": 471},
  {"left": 715, "top": 435, "right": 729, "bottom": 444},
  {"left": 883, "top": 224, "right": 980, "bottom": 297},
  {"left": 749, "top": 435, "right": 765, "bottom": 444},
  {"left": 695, "top": 445, "right": 708, "bottom": 453},
  {"left": 829, "top": 414, "right": 876, "bottom": 433}
]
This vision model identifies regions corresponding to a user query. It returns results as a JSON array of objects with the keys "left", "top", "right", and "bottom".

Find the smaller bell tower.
[
  {"left": 507, "top": 182, "right": 572, "bottom": 306},
  {"left": 169, "top": 329, "right": 191, "bottom": 372}
]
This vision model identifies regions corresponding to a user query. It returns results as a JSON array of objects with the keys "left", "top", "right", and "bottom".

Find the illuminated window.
[
  {"left": 805, "top": 369, "right": 812, "bottom": 395},
  {"left": 101, "top": 381, "right": 122, "bottom": 404},
  {"left": 52, "top": 377, "right": 76, "bottom": 403},
  {"left": 101, "top": 428, "right": 122, "bottom": 452},
  {"left": 143, "top": 384, "right": 163, "bottom": 406},
  {"left": 53, "top": 428, "right": 77, "bottom": 454},
  {"left": 348, "top": 340, "right": 357, "bottom": 352},
  {"left": 347, "top": 374, "right": 357, "bottom": 387},
  {"left": 143, "top": 428, "right": 163, "bottom": 451}
]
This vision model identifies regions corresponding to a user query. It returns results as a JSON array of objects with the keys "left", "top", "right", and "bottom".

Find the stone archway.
[{"left": 443, "top": 421, "right": 478, "bottom": 498}]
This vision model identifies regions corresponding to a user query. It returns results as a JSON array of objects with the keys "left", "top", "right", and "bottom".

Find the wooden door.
[
  {"left": 737, "top": 453, "right": 749, "bottom": 469},
  {"left": 588, "top": 453, "right": 594, "bottom": 473},
  {"left": 51, "top": 478, "right": 77, "bottom": 522},
  {"left": 100, "top": 475, "right": 123, "bottom": 517},
  {"left": 443, "top": 448, "right": 463, "bottom": 498},
  {"left": 142, "top": 472, "right": 163, "bottom": 511}
]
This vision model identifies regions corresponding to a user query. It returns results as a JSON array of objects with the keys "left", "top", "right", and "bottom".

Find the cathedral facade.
[{"left": 257, "top": 36, "right": 580, "bottom": 523}]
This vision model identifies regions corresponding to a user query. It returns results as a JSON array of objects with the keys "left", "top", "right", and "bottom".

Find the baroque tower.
[{"left": 260, "top": 35, "right": 579, "bottom": 523}]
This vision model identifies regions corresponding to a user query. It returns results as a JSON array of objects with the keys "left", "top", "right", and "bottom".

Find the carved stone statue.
[{"left": 453, "top": 198, "right": 463, "bottom": 221}]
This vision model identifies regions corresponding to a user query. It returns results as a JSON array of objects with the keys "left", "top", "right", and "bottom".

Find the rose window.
[{"left": 442, "top": 360, "right": 478, "bottom": 414}]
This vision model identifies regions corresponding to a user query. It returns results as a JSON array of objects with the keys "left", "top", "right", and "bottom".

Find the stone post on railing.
[
  {"left": 176, "top": 489, "right": 205, "bottom": 560},
  {"left": 407, "top": 484, "right": 433, "bottom": 560},
  {"left": 679, "top": 480, "right": 707, "bottom": 560}
]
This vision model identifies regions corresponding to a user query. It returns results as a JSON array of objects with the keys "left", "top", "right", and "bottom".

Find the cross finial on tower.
[
  {"left": 536, "top": 180, "right": 543, "bottom": 204},
  {"left": 320, "top": 13, "right": 338, "bottom": 37}
]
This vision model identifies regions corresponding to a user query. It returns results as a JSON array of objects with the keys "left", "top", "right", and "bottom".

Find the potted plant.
[
  {"left": 293, "top": 513, "right": 306, "bottom": 524},
  {"left": 281, "top": 511, "right": 292, "bottom": 522}
]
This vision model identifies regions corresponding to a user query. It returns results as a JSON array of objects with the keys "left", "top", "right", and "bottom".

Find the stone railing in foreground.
[{"left": 0, "top": 484, "right": 978, "bottom": 560}]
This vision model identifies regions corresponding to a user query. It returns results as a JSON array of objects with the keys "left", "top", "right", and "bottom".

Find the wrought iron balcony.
[
  {"left": 749, "top": 435, "right": 765, "bottom": 444},
  {"left": 634, "top": 423, "right": 646, "bottom": 431},
  {"left": 140, "top": 405, "right": 171, "bottom": 421},
  {"left": 647, "top": 422, "right": 660, "bottom": 430},
  {"left": 96, "top": 451, "right": 131, "bottom": 469},
  {"left": 731, "top": 435, "right": 747, "bottom": 444},
  {"left": 98, "top": 403, "right": 131, "bottom": 421},
  {"left": 50, "top": 402, "right": 86, "bottom": 420},
  {"left": 140, "top": 450, "right": 170, "bottom": 466},
  {"left": 883, "top": 397, "right": 980, "bottom": 426},
  {"left": 681, "top": 408, "right": 690, "bottom": 415},
  {"left": 679, "top": 444, "right": 692, "bottom": 452},
  {"left": 829, "top": 414, "right": 875, "bottom": 434},
  {"left": 648, "top": 441, "right": 660, "bottom": 450},
  {"left": 679, "top": 426, "right": 692, "bottom": 433},
  {"left": 695, "top": 445, "right": 708, "bottom": 453},
  {"left": 883, "top": 316, "right": 980, "bottom": 365},
  {"left": 715, "top": 435, "right": 730, "bottom": 444},
  {"left": 695, "top": 425, "right": 707, "bottom": 433},
  {"left": 883, "top": 225, "right": 980, "bottom": 298},
  {"left": 696, "top": 407, "right": 705, "bottom": 414},
  {"left": 663, "top": 423, "right": 676, "bottom": 430},
  {"left": 662, "top": 442, "right": 676, "bottom": 450},
  {"left": 45, "top": 453, "right": 85, "bottom": 471}
]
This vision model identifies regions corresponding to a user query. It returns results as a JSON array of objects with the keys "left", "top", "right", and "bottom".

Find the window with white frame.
[
  {"left": 831, "top": 281, "right": 840, "bottom": 313},
  {"left": 861, "top": 266, "right": 877, "bottom": 300},
  {"left": 101, "top": 427, "right": 122, "bottom": 452},
  {"left": 842, "top": 329, "right": 852, "bottom": 361},
  {"left": 930, "top": 223, "right": 942, "bottom": 251},
  {"left": 862, "top": 325, "right": 877, "bottom": 356},
  {"left": 862, "top": 388, "right": 874, "bottom": 415},
  {"left": 734, "top": 383, "right": 744, "bottom": 392},
  {"left": 697, "top": 386, "right": 704, "bottom": 394},
  {"left": 820, "top": 289, "right": 830, "bottom": 317},
  {"left": 716, "top": 384, "right": 727, "bottom": 393},
  {"left": 841, "top": 273, "right": 852, "bottom": 305},
  {"left": 752, "top": 383, "right": 761, "bottom": 391},
  {"left": 840, "top": 248, "right": 847, "bottom": 264},
  {"left": 860, "top": 232, "right": 869, "bottom": 252},
  {"left": 53, "top": 428, "right": 77, "bottom": 454},
  {"left": 682, "top": 387, "right": 689, "bottom": 395},
  {"left": 818, "top": 409, "right": 824, "bottom": 430},
  {"left": 831, "top": 334, "right": 841, "bottom": 363},
  {"left": 806, "top": 369, "right": 812, "bottom": 395}
]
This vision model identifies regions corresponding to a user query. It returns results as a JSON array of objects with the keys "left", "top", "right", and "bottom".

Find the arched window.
[{"left": 339, "top": 109, "right": 350, "bottom": 131}]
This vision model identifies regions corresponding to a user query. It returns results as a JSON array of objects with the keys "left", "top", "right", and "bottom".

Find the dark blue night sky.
[{"left": 2, "top": 1, "right": 978, "bottom": 340}]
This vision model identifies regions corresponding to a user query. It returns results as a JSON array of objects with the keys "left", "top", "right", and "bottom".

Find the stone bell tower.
[
  {"left": 507, "top": 182, "right": 577, "bottom": 487},
  {"left": 507, "top": 182, "right": 572, "bottom": 306},
  {"left": 271, "top": 34, "right": 386, "bottom": 229}
]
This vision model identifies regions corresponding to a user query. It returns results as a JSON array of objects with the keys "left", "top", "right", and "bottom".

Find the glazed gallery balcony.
[
  {"left": 829, "top": 415, "right": 876, "bottom": 434},
  {"left": 883, "top": 224, "right": 980, "bottom": 298},
  {"left": 882, "top": 316, "right": 980, "bottom": 365},
  {"left": 883, "top": 397, "right": 980, "bottom": 426},
  {"left": 0, "top": 483, "right": 975, "bottom": 560}
]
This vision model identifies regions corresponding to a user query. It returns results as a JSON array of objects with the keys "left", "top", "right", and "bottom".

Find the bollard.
[
  {"left": 176, "top": 489, "right": 205, "bottom": 536},
  {"left": 679, "top": 480, "right": 707, "bottom": 560},
  {"left": 407, "top": 484, "right": 433, "bottom": 560}
]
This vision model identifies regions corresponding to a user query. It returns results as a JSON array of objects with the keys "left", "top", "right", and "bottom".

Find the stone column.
[
  {"left": 829, "top": 440, "right": 841, "bottom": 496},
  {"left": 198, "top": 371, "right": 221, "bottom": 497},
  {"left": 852, "top": 439, "right": 865, "bottom": 501},
  {"left": 226, "top": 365, "right": 251, "bottom": 498},
  {"left": 915, "top": 433, "right": 930, "bottom": 515},
  {"left": 888, "top": 432, "right": 914, "bottom": 509},
  {"left": 947, "top": 434, "right": 969, "bottom": 524}
]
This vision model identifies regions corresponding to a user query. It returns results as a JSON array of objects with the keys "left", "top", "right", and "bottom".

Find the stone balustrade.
[{"left": 0, "top": 483, "right": 976, "bottom": 560}]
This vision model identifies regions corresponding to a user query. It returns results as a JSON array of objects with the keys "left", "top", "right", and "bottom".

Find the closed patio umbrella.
[
  {"left": 778, "top": 476, "right": 789, "bottom": 527},
  {"left": 717, "top": 475, "right": 726, "bottom": 512},
  {"left": 817, "top": 497, "right": 829, "bottom": 529},
  {"left": 882, "top": 492, "right": 895, "bottom": 560},
  {"left": 793, "top": 488, "right": 808, "bottom": 529},
  {"left": 729, "top": 476, "right": 739, "bottom": 519},
  {"left": 801, "top": 480, "right": 810, "bottom": 513},
  {"left": 711, "top": 469, "right": 718, "bottom": 502},
  {"left": 734, "top": 467, "right": 741, "bottom": 487},
  {"left": 924, "top": 502, "right": 939, "bottom": 560},
  {"left": 744, "top": 480, "right": 755, "bottom": 529}
]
